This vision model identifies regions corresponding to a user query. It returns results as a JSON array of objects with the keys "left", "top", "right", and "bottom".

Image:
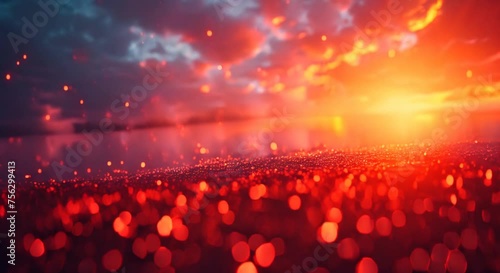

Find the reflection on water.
[{"left": 1, "top": 113, "right": 499, "bottom": 180}]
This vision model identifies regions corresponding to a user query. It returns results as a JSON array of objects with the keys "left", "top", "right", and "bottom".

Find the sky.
[{"left": 0, "top": 0, "right": 499, "bottom": 136}]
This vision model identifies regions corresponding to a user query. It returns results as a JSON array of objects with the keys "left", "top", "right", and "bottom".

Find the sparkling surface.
[{"left": 2, "top": 142, "right": 500, "bottom": 273}]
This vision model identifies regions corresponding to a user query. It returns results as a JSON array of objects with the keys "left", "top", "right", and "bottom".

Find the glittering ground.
[{"left": 3, "top": 142, "right": 500, "bottom": 273}]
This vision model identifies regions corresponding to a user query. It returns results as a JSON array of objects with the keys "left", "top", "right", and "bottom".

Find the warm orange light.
[
  {"left": 270, "top": 82, "right": 285, "bottom": 93},
  {"left": 176, "top": 194, "right": 187, "bottom": 207},
  {"left": 258, "top": 184, "right": 266, "bottom": 197},
  {"left": 450, "top": 194, "right": 457, "bottom": 205},
  {"left": 327, "top": 207, "right": 342, "bottom": 223},
  {"left": 23, "top": 54, "right": 27, "bottom": 60},
  {"left": 288, "top": 195, "right": 301, "bottom": 210},
  {"left": 88, "top": 202, "right": 99, "bottom": 214},
  {"left": 113, "top": 217, "right": 126, "bottom": 233},
  {"left": 255, "top": 243, "right": 275, "bottom": 267},
  {"left": 320, "top": 221, "right": 338, "bottom": 243},
  {"left": 466, "top": 70, "right": 473, "bottom": 78},
  {"left": 44, "top": 114, "right": 51, "bottom": 121},
  {"left": 79, "top": 99, "right": 84, "bottom": 105},
  {"left": 125, "top": 101, "right": 130, "bottom": 107},
  {"left": 445, "top": 175, "right": 454, "bottom": 187},
  {"left": 271, "top": 16, "right": 285, "bottom": 25},
  {"left": 63, "top": 85, "right": 69, "bottom": 91},
  {"left": 107, "top": 161, "right": 112, "bottom": 166},
  {"left": 408, "top": 0, "right": 443, "bottom": 31},
  {"left": 200, "top": 84, "right": 210, "bottom": 93},
  {"left": 206, "top": 30, "right": 213, "bottom": 37},
  {"left": 270, "top": 142, "right": 278, "bottom": 151},
  {"left": 172, "top": 225, "right": 189, "bottom": 241},
  {"left": 388, "top": 49, "right": 396, "bottom": 58},
  {"left": 140, "top": 161, "right": 146, "bottom": 168},
  {"left": 119, "top": 211, "right": 132, "bottom": 225},
  {"left": 313, "top": 175, "right": 321, "bottom": 182},
  {"left": 222, "top": 210, "right": 235, "bottom": 225},
  {"left": 218, "top": 200, "right": 229, "bottom": 214},
  {"left": 356, "top": 257, "right": 378, "bottom": 273},
  {"left": 485, "top": 169, "right": 493, "bottom": 180},
  {"left": 16, "top": 61, "right": 20, "bottom": 65},
  {"left": 236, "top": 261, "right": 257, "bottom": 273},
  {"left": 321, "top": 35, "right": 327, "bottom": 41},
  {"left": 249, "top": 185, "right": 261, "bottom": 200},
  {"left": 6, "top": 74, "right": 11, "bottom": 80},
  {"left": 199, "top": 181, "right": 208, "bottom": 191}
]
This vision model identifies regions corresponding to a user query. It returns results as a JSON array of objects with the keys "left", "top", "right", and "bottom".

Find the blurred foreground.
[{"left": 3, "top": 142, "right": 500, "bottom": 273}]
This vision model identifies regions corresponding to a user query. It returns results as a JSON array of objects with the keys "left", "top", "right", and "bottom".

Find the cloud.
[{"left": 0, "top": 0, "right": 499, "bottom": 136}]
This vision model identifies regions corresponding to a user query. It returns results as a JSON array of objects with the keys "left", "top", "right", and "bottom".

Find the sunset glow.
[{"left": 1, "top": 1, "right": 499, "bottom": 273}]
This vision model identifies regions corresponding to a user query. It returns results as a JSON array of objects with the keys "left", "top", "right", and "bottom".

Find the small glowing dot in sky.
[
  {"left": 23, "top": 54, "right": 27, "bottom": 60},
  {"left": 206, "top": 30, "right": 213, "bottom": 37},
  {"left": 63, "top": 85, "right": 69, "bottom": 91},
  {"left": 321, "top": 35, "right": 327, "bottom": 41},
  {"left": 466, "top": 70, "right": 473, "bottom": 78},
  {"left": 107, "top": 161, "right": 112, "bottom": 166},
  {"left": 80, "top": 99, "right": 84, "bottom": 105},
  {"left": 125, "top": 102, "right": 130, "bottom": 107},
  {"left": 270, "top": 142, "right": 278, "bottom": 151},
  {"left": 199, "top": 181, "right": 208, "bottom": 191},
  {"left": 200, "top": 84, "right": 210, "bottom": 93},
  {"left": 6, "top": 74, "right": 11, "bottom": 80},
  {"left": 45, "top": 114, "right": 51, "bottom": 121},
  {"left": 16, "top": 61, "right": 20, "bottom": 65},
  {"left": 272, "top": 16, "right": 285, "bottom": 25},
  {"left": 140, "top": 162, "right": 146, "bottom": 168},
  {"left": 485, "top": 169, "right": 492, "bottom": 180}
]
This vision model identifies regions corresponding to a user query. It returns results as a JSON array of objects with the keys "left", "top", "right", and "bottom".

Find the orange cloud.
[{"left": 408, "top": 0, "right": 444, "bottom": 31}]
